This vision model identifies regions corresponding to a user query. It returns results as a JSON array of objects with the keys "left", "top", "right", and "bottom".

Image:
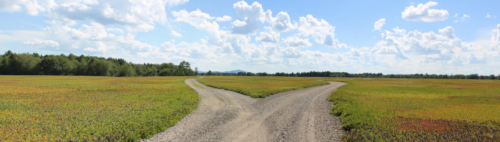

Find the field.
[
  {"left": 0, "top": 76, "right": 198, "bottom": 141},
  {"left": 327, "top": 78, "right": 500, "bottom": 141},
  {"left": 196, "top": 76, "right": 328, "bottom": 98}
]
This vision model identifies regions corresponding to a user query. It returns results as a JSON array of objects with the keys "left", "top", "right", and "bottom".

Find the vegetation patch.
[
  {"left": 0, "top": 76, "right": 198, "bottom": 141},
  {"left": 327, "top": 78, "right": 500, "bottom": 141},
  {"left": 196, "top": 76, "right": 328, "bottom": 98}
]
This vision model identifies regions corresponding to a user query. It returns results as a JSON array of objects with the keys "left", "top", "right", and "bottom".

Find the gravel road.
[{"left": 143, "top": 79, "right": 346, "bottom": 142}]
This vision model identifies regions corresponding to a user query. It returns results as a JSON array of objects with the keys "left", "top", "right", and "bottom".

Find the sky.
[{"left": 0, "top": 0, "right": 499, "bottom": 75}]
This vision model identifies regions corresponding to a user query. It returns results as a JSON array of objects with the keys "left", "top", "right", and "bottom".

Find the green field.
[
  {"left": 0, "top": 76, "right": 198, "bottom": 141},
  {"left": 327, "top": 78, "right": 500, "bottom": 141},
  {"left": 4, "top": 75, "right": 500, "bottom": 141},
  {"left": 196, "top": 76, "right": 328, "bottom": 98}
]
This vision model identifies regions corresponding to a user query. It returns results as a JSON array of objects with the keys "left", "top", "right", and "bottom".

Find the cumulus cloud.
[
  {"left": 43, "top": 22, "right": 159, "bottom": 55},
  {"left": 438, "top": 26, "right": 455, "bottom": 39},
  {"left": 170, "top": 30, "right": 182, "bottom": 37},
  {"left": 466, "top": 53, "right": 486, "bottom": 64},
  {"left": 263, "top": 11, "right": 297, "bottom": 32},
  {"left": 172, "top": 9, "right": 219, "bottom": 31},
  {"left": 231, "top": 1, "right": 298, "bottom": 34},
  {"left": 281, "top": 36, "right": 312, "bottom": 48},
  {"left": 371, "top": 26, "right": 487, "bottom": 67},
  {"left": 38, "top": 0, "right": 189, "bottom": 32},
  {"left": 256, "top": 27, "right": 279, "bottom": 42},
  {"left": 216, "top": 15, "right": 232, "bottom": 21},
  {"left": 461, "top": 14, "right": 470, "bottom": 21},
  {"left": 160, "top": 41, "right": 216, "bottom": 60},
  {"left": 486, "top": 12, "right": 496, "bottom": 18},
  {"left": 373, "top": 18, "right": 385, "bottom": 30},
  {"left": 83, "top": 41, "right": 116, "bottom": 53},
  {"left": 166, "top": 0, "right": 189, "bottom": 6},
  {"left": 488, "top": 24, "right": 500, "bottom": 57},
  {"left": 232, "top": 20, "right": 247, "bottom": 26},
  {"left": 401, "top": 1, "right": 449, "bottom": 22},
  {"left": 298, "top": 15, "right": 346, "bottom": 48},
  {"left": 0, "top": 0, "right": 56, "bottom": 16},
  {"left": 349, "top": 48, "right": 366, "bottom": 57},
  {"left": 231, "top": 1, "right": 265, "bottom": 35},
  {"left": 5, "top": 0, "right": 499, "bottom": 74},
  {"left": 172, "top": 8, "right": 261, "bottom": 58},
  {"left": 23, "top": 39, "right": 59, "bottom": 47},
  {"left": 172, "top": 9, "right": 228, "bottom": 46},
  {"left": 493, "top": 24, "right": 500, "bottom": 42}
]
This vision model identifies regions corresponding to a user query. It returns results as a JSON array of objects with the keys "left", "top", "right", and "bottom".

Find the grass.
[
  {"left": 196, "top": 76, "right": 328, "bottom": 98},
  {"left": 0, "top": 76, "right": 198, "bottom": 141},
  {"left": 327, "top": 78, "right": 500, "bottom": 141}
]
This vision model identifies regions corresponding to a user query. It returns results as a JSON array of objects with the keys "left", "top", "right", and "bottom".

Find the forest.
[
  {"left": 201, "top": 70, "right": 499, "bottom": 80},
  {"left": 2, "top": 50, "right": 498, "bottom": 79},
  {"left": 0, "top": 51, "right": 195, "bottom": 76}
]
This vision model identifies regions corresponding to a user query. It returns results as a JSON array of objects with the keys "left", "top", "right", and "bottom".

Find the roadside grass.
[
  {"left": 0, "top": 76, "right": 198, "bottom": 141},
  {"left": 327, "top": 78, "right": 500, "bottom": 141},
  {"left": 196, "top": 76, "right": 328, "bottom": 98}
]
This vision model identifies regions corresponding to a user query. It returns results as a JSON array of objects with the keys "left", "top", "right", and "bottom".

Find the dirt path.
[{"left": 143, "top": 79, "right": 346, "bottom": 142}]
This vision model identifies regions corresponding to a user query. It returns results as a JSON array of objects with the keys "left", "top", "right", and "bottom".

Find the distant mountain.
[
  {"left": 197, "top": 69, "right": 247, "bottom": 74},
  {"left": 224, "top": 70, "right": 247, "bottom": 73}
]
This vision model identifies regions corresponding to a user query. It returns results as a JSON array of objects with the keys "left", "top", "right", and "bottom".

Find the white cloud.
[
  {"left": 371, "top": 26, "right": 489, "bottom": 67},
  {"left": 281, "top": 36, "right": 312, "bottom": 48},
  {"left": 159, "top": 40, "right": 216, "bottom": 60},
  {"left": 0, "top": 30, "right": 45, "bottom": 42},
  {"left": 486, "top": 12, "right": 496, "bottom": 18},
  {"left": 401, "top": 1, "right": 449, "bottom": 22},
  {"left": 492, "top": 24, "right": 500, "bottom": 56},
  {"left": 454, "top": 13, "right": 458, "bottom": 17},
  {"left": 170, "top": 30, "right": 182, "bottom": 37},
  {"left": 466, "top": 53, "right": 486, "bottom": 64},
  {"left": 0, "top": 0, "right": 56, "bottom": 16},
  {"left": 38, "top": 0, "right": 189, "bottom": 32},
  {"left": 83, "top": 41, "right": 115, "bottom": 53},
  {"left": 216, "top": 15, "right": 232, "bottom": 21},
  {"left": 232, "top": 20, "right": 247, "bottom": 26},
  {"left": 42, "top": 22, "right": 159, "bottom": 55},
  {"left": 298, "top": 14, "right": 346, "bottom": 48},
  {"left": 166, "top": 0, "right": 189, "bottom": 6},
  {"left": 461, "top": 14, "right": 470, "bottom": 21},
  {"left": 438, "top": 26, "right": 455, "bottom": 39},
  {"left": 263, "top": 11, "right": 297, "bottom": 32},
  {"left": 493, "top": 24, "right": 500, "bottom": 42},
  {"left": 256, "top": 27, "right": 279, "bottom": 42},
  {"left": 172, "top": 9, "right": 227, "bottom": 46},
  {"left": 373, "top": 18, "right": 385, "bottom": 30},
  {"left": 172, "top": 8, "right": 261, "bottom": 59},
  {"left": 23, "top": 39, "right": 59, "bottom": 47},
  {"left": 172, "top": 9, "right": 218, "bottom": 31},
  {"left": 4, "top": 0, "right": 500, "bottom": 74},
  {"left": 231, "top": 1, "right": 265, "bottom": 35},
  {"left": 349, "top": 48, "right": 366, "bottom": 57}
]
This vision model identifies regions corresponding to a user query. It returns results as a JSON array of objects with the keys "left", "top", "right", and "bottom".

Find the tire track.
[{"left": 143, "top": 79, "right": 346, "bottom": 142}]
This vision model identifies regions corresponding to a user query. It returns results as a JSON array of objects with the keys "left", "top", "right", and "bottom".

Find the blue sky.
[{"left": 0, "top": 0, "right": 499, "bottom": 75}]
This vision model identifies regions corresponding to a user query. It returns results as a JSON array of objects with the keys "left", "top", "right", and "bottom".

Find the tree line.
[
  {"left": 2, "top": 50, "right": 498, "bottom": 80},
  {"left": 200, "top": 70, "right": 499, "bottom": 80},
  {"left": 0, "top": 51, "right": 196, "bottom": 77}
]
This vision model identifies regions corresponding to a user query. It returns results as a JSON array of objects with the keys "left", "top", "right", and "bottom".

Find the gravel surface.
[{"left": 142, "top": 79, "right": 346, "bottom": 142}]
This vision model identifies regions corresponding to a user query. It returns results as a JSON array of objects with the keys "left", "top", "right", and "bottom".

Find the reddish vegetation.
[
  {"left": 343, "top": 118, "right": 500, "bottom": 141},
  {"left": 397, "top": 118, "right": 456, "bottom": 132}
]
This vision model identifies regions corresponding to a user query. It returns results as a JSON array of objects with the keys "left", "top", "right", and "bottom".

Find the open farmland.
[
  {"left": 327, "top": 78, "right": 500, "bottom": 141},
  {"left": 0, "top": 76, "right": 198, "bottom": 141},
  {"left": 196, "top": 76, "right": 328, "bottom": 98}
]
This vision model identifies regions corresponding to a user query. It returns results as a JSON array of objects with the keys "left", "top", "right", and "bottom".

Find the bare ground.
[{"left": 142, "top": 79, "right": 346, "bottom": 142}]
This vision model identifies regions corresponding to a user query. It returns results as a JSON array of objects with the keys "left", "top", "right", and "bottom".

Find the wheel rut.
[{"left": 143, "top": 79, "right": 346, "bottom": 142}]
